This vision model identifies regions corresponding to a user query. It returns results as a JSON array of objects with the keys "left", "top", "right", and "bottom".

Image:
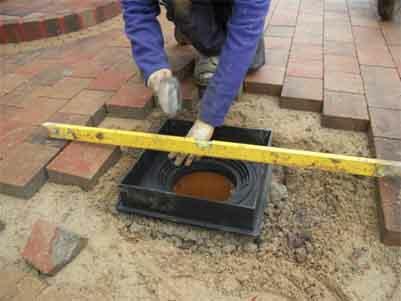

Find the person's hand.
[
  {"left": 169, "top": 119, "right": 214, "bottom": 166},
  {"left": 147, "top": 69, "right": 182, "bottom": 116}
]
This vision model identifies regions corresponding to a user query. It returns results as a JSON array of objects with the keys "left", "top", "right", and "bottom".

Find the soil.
[{"left": 1, "top": 15, "right": 400, "bottom": 301}]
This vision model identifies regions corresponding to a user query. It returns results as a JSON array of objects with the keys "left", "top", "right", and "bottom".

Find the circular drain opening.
[
  {"left": 156, "top": 157, "right": 257, "bottom": 204},
  {"left": 173, "top": 171, "right": 234, "bottom": 202}
]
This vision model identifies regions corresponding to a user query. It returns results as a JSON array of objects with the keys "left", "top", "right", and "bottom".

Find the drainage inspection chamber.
[{"left": 117, "top": 119, "right": 273, "bottom": 236}]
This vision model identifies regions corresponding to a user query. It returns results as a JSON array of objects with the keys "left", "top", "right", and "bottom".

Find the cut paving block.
[
  {"left": 373, "top": 137, "right": 401, "bottom": 161},
  {"left": 0, "top": 143, "right": 59, "bottom": 199},
  {"left": 59, "top": 90, "right": 112, "bottom": 125},
  {"left": 370, "top": 108, "right": 401, "bottom": 140},
  {"left": 106, "top": 83, "right": 153, "bottom": 119},
  {"left": 280, "top": 77, "right": 323, "bottom": 112},
  {"left": 377, "top": 177, "right": 401, "bottom": 246},
  {"left": 245, "top": 65, "right": 285, "bottom": 96},
  {"left": 322, "top": 91, "right": 369, "bottom": 131},
  {"left": 47, "top": 142, "right": 121, "bottom": 190},
  {"left": 21, "top": 220, "right": 87, "bottom": 275}
]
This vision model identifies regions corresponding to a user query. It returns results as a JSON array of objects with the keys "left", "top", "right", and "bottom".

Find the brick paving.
[
  {"left": 0, "top": 0, "right": 400, "bottom": 245},
  {"left": 0, "top": 0, "right": 121, "bottom": 43}
]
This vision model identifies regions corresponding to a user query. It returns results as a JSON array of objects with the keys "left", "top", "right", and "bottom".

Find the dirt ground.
[{"left": 1, "top": 15, "right": 401, "bottom": 301}]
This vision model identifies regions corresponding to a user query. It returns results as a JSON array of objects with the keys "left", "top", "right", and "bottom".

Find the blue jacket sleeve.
[
  {"left": 200, "top": 0, "right": 271, "bottom": 127},
  {"left": 121, "top": 0, "right": 170, "bottom": 82}
]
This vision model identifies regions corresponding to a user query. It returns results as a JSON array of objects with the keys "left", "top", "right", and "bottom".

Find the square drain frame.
[{"left": 117, "top": 119, "right": 272, "bottom": 236}]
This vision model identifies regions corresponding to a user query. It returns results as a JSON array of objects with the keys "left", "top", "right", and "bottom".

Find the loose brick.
[
  {"left": 20, "top": 19, "right": 44, "bottom": 42},
  {"left": 370, "top": 108, "right": 401, "bottom": 140},
  {"left": 42, "top": 77, "right": 91, "bottom": 99},
  {"left": 245, "top": 65, "right": 285, "bottom": 96},
  {"left": 21, "top": 220, "right": 87, "bottom": 275},
  {"left": 59, "top": 90, "right": 112, "bottom": 125},
  {"left": 89, "top": 69, "right": 132, "bottom": 91},
  {"left": 47, "top": 142, "right": 121, "bottom": 190},
  {"left": 106, "top": 83, "right": 153, "bottom": 119},
  {"left": 377, "top": 178, "right": 401, "bottom": 246},
  {"left": 280, "top": 77, "right": 323, "bottom": 112},
  {"left": 373, "top": 137, "right": 401, "bottom": 161},
  {"left": 322, "top": 91, "right": 369, "bottom": 131},
  {"left": 0, "top": 143, "right": 59, "bottom": 199},
  {"left": 325, "top": 71, "right": 364, "bottom": 94},
  {"left": 324, "top": 55, "right": 360, "bottom": 74},
  {"left": 361, "top": 66, "right": 401, "bottom": 110},
  {"left": 10, "top": 97, "right": 68, "bottom": 125}
]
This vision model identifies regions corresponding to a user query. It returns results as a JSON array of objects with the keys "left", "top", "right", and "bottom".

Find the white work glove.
[
  {"left": 169, "top": 119, "right": 215, "bottom": 166},
  {"left": 147, "top": 69, "right": 182, "bottom": 116}
]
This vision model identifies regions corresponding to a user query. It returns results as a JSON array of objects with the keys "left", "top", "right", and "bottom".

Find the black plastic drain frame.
[{"left": 117, "top": 119, "right": 273, "bottom": 236}]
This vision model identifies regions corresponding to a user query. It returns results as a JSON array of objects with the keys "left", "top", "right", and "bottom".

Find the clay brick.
[
  {"left": 324, "top": 55, "right": 360, "bottom": 74},
  {"left": 280, "top": 77, "right": 323, "bottom": 112},
  {"left": 382, "top": 23, "right": 401, "bottom": 46},
  {"left": 287, "top": 59, "right": 323, "bottom": 79},
  {"left": 20, "top": 19, "right": 44, "bottom": 42},
  {"left": 106, "top": 83, "right": 153, "bottom": 119},
  {"left": 0, "top": 265, "right": 27, "bottom": 299},
  {"left": 353, "top": 27, "right": 386, "bottom": 45},
  {"left": 59, "top": 90, "right": 112, "bottom": 125},
  {"left": 21, "top": 220, "right": 87, "bottom": 275},
  {"left": 293, "top": 32, "right": 323, "bottom": 45},
  {"left": 31, "top": 65, "right": 70, "bottom": 86},
  {"left": 44, "top": 18, "right": 62, "bottom": 37},
  {"left": 42, "top": 77, "right": 91, "bottom": 99},
  {"left": 373, "top": 137, "right": 401, "bottom": 161},
  {"left": 324, "top": 41, "right": 357, "bottom": 57},
  {"left": 0, "top": 73, "right": 28, "bottom": 96},
  {"left": 69, "top": 61, "right": 107, "bottom": 78},
  {"left": 325, "top": 71, "right": 364, "bottom": 94},
  {"left": 14, "top": 60, "right": 55, "bottom": 77},
  {"left": 47, "top": 112, "right": 93, "bottom": 126},
  {"left": 78, "top": 9, "right": 97, "bottom": 29},
  {"left": 47, "top": 142, "right": 121, "bottom": 190},
  {"left": 245, "top": 65, "right": 285, "bottom": 96},
  {"left": 0, "top": 119, "right": 36, "bottom": 157},
  {"left": 361, "top": 66, "right": 401, "bottom": 110},
  {"left": 265, "top": 25, "right": 295, "bottom": 38},
  {"left": 377, "top": 178, "right": 401, "bottom": 246},
  {"left": 11, "top": 275, "right": 47, "bottom": 301},
  {"left": 10, "top": 98, "right": 68, "bottom": 125},
  {"left": 0, "top": 143, "right": 59, "bottom": 199},
  {"left": 370, "top": 108, "right": 401, "bottom": 140},
  {"left": 88, "top": 70, "right": 132, "bottom": 91},
  {"left": 265, "top": 37, "right": 292, "bottom": 51},
  {"left": 322, "top": 91, "right": 369, "bottom": 131},
  {"left": 63, "top": 14, "right": 80, "bottom": 34}
]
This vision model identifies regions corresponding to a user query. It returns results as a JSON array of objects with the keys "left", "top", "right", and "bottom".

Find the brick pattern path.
[
  {"left": 0, "top": 0, "right": 400, "bottom": 244},
  {"left": 0, "top": 0, "right": 121, "bottom": 43}
]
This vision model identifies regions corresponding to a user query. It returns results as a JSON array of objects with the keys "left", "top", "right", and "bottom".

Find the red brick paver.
[{"left": 47, "top": 142, "right": 121, "bottom": 190}]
